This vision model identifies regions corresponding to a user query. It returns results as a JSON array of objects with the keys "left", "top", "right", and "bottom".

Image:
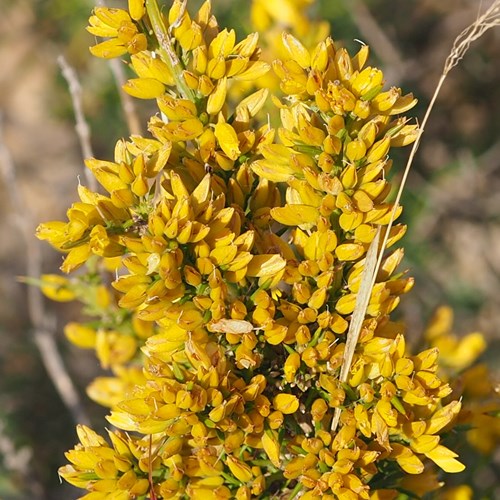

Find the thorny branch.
[{"left": 0, "top": 113, "right": 90, "bottom": 427}]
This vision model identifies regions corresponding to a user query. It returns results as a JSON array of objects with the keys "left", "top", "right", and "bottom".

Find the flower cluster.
[{"left": 37, "top": 1, "right": 498, "bottom": 499}]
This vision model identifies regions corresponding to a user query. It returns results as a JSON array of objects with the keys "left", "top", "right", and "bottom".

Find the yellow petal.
[
  {"left": 157, "top": 95, "right": 197, "bottom": 121},
  {"left": 426, "top": 401, "right": 461, "bottom": 435},
  {"left": 271, "top": 205, "right": 319, "bottom": 226},
  {"left": 61, "top": 245, "right": 92, "bottom": 273},
  {"left": 64, "top": 322, "right": 97, "bottom": 348},
  {"left": 40, "top": 274, "right": 76, "bottom": 302},
  {"left": 164, "top": 117, "right": 205, "bottom": 142},
  {"left": 335, "top": 243, "right": 365, "bottom": 261},
  {"left": 261, "top": 430, "right": 281, "bottom": 467},
  {"left": 246, "top": 254, "right": 286, "bottom": 277},
  {"left": 214, "top": 122, "right": 240, "bottom": 160},
  {"left": 210, "top": 319, "right": 254, "bottom": 335},
  {"left": 425, "top": 445, "right": 465, "bottom": 473},
  {"left": 235, "top": 88, "right": 269, "bottom": 119},
  {"left": 367, "top": 137, "right": 391, "bottom": 163},
  {"left": 206, "top": 77, "right": 228, "bottom": 115},
  {"left": 273, "top": 394, "right": 299, "bottom": 414},
  {"left": 410, "top": 435, "right": 440, "bottom": 454},
  {"left": 128, "top": 0, "right": 145, "bottom": 21},
  {"left": 390, "top": 443, "right": 424, "bottom": 475},
  {"left": 130, "top": 52, "right": 175, "bottom": 85},
  {"left": 210, "top": 245, "right": 238, "bottom": 266},
  {"left": 390, "top": 93, "right": 418, "bottom": 114},
  {"left": 282, "top": 33, "right": 310, "bottom": 69},
  {"left": 335, "top": 293, "right": 357, "bottom": 317},
  {"left": 233, "top": 61, "right": 270, "bottom": 81},
  {"left": 122, "top": 78, "right": 165, "bottom": 99},
  {"left": 250, "top": 159, "right": 296, "bottom": 183},
  {"left": 208, "top": 28, "right": 236, "bottom": 58},
  {"left": 90, "top": 38, "right": 127, "bottom": 59},
  {"left": 339, "top": 211, "right": 364, "bottom": 232},
  {"left": 226, "top": 455, "right": 253, "bottom": 483},
  {"left": 345, "top": 139, "right": 366, "bottom": 162}
]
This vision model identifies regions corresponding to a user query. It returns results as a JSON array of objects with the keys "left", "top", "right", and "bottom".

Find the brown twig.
[
  {"left": 108, "top": 57, "right": 143, "bottom": 135},
  {"left": 95, "top": 0, "right": 143, "bottom": 136},
  {"left": 57, "top": 55, "right": 98, "bottom": 191},
  {"left": 0, "top": 113, "right": 90, "bottom": 427}
]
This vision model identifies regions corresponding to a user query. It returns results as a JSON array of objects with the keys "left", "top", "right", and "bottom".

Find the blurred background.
[{"left": 0, "top": 0, "right": 499, "bottom": 498}]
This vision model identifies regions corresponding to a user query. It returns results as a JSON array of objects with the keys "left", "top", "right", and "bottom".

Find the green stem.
[
  {"left": 145, "top": 0, "right": 196, "bottom": 102},
  {"left": 289, "top": 482, "right": 303, "bottom": 499}
]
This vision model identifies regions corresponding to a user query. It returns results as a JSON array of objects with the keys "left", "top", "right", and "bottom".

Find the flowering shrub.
[{"left": 36, "top": 0, "right": 499, "bottom": 498}]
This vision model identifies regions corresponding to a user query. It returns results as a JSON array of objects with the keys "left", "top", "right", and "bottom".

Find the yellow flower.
[
  {"left": 88, "top": 7, "right": 147, "bottom": 58},
  {"left": 59, "top": 425, "right": 152, "bottom": 497},
  {"left": 39, "top": 2, "right": 486, "bottom": 498},
  {"left": 39, "top": 274, "right": 77, "bottom": 302},
  {"left": 425, "top": 306, "right": 486, "bottom": 373}
]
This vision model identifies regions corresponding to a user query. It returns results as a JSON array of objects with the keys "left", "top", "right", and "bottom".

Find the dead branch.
[
  {"left": 57, "top": 55, "right": 97, "bottom": 191},
  {"left": 0, "top": 113, "right": 90, "bottom": 427}
]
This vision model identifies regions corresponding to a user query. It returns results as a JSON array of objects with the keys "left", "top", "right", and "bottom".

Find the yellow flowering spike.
[{"left": 41, "top": 4, "right": 482, "bottom": 497}]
